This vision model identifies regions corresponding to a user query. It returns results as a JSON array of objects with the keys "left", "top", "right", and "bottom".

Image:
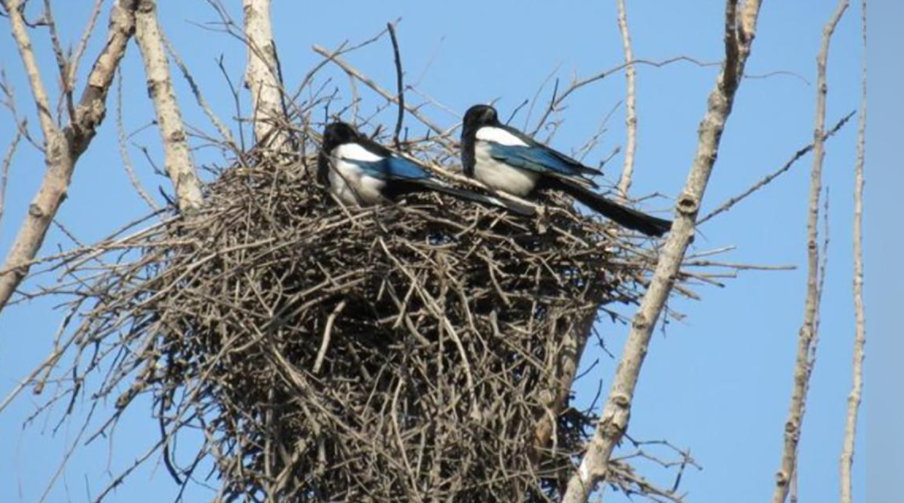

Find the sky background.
[{"left": 0, "top": 1, "right": 897, "bottom": 502}]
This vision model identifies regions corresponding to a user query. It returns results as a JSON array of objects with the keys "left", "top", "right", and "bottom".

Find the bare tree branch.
[
  {"left": 698, "top": 111, "right": 854, "bottom": 225},
  {"left": 242, "top": 0, "right": 288, "bottom": 149},
  {"left": 116, "top": 70, "right": 158, "bottom": 211},
  {"left": 840, "top": 1, "right": 866, "bottom": 501},
  {"left": 0, "top": 130, "right": 22, "bottom": 233},
  {"left": 559, "top": 2, "right": 764, "bottom": 501},
  {"left": 161, "top": 31, "right": 237, "bottom": 149},
  {"left": 41, "top": 0, "right": 75, "bottom": 125},
  {"left": 615, "top": 0, "right": 637, "bottom": 197},
  {"left": 5, "top": 0, "right": 57, "bottom": 137},
  {"left": 312, "top": 44, "right": 447, "bottom": 137},
  {"left": 771, "top": 1, "right": 849, "bottom": 502},
  {"left": 530, "top": 56, "right": 719, "bottom": 137},
  {"left": 387, "top": 21, "right": 405, "bottom": 151},
  {"left": 134, "top": 0, "right": 203, "bottom": 212},
  {"left": 0, "top": 0, "right": 140, "bottom": 313},
  {"left": 68, "top": 0, "right": 106, "bottom": 91}
]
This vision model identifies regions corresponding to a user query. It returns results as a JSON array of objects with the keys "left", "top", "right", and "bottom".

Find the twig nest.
[{"left": 78, "top": 154, "right": 656, "bottom": 501}]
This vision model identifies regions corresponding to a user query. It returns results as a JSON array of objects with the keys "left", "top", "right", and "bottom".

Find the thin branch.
[
  {"left": 161, "top": 31, "right": 237, "bottom": 149},
  {"left": 0, "top": 69, "right": 43, "bottom": 152},
  {"left": 134, "top": 0, "right": 203, "bottom": 212},
  {"left": 840, "top": 1, "right": 866, "bottom": 501},
  {"left": 5, "top": 0, "right": 57, "bottom": 138},
  {"left": 0, "top": 130, "right": 22, "bottom": 233},
  {"left": 0, "top": 0, "right": 140, "bottom": 313},
  {"left": 531, "top": 56, "right": 719, "bottom": 136},
  {"left": 615, "top": 0, "right": 637, "bottom": 197},
  {"left": 312, "top": 44, "right": 446, "bottom": 137},
  {"left": 387, "top": 21, "right": 405, "bottom": 151},
  {"left": 560, "top": 2, "right": 764, "bottom": 501},
  {"left": 771, "top": 1, "right": 849, "bottom": 502},
  {"left": 115, "top": 70, "right": 158, "bottom": 211},
  {"left": 313, "top": 300, "right": 347, "bottom": 374},
  {"left": 41, "top": 0, "right": 75, "bottom": 125},
  {"left": 698, "top": 111, "right": 854, "bottom": 225},
  {"left": 68, "top": 0, "right": 106, "bottom": 91}
]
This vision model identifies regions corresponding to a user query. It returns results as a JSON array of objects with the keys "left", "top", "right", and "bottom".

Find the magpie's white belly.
[
  {"left": 328, "top": 158, "right": 386, "bottom": 206},
  {"left": 474, "top": 142, "right": 538, "bottom": 197}
]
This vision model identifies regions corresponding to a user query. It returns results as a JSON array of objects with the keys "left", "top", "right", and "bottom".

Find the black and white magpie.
[
  {"left": 318, "top": 122, "right": 534, "bottom": 215},
  {"left": 461, "top": 105, "right": 671, "bottom": 237}
]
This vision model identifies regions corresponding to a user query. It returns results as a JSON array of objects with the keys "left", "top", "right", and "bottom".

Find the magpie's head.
[
  {"left": 463, "top": 104, "right": 499, "bottom": 132},
  {"left": 321, "top": 121, "right": 360, "bottom": 154}
]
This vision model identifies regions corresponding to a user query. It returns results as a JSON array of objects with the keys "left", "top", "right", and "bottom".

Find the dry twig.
[
  {"left": 0, "top": 130, "right": 22, "bottom": 233},
  {"left": 387, "top": 21, "right": 405, "bottom": 151},
  {"left": 771, "top": 1, "right": 849, "bottom": 501},
  {"left": 615, "top": 0, "right": 638, "bottom": 197},
  {"left": 115, "top": 71, "right": 158, "bottom": 211},
  {"left": 840, "top": 1, "right": 866, "bottom": 501},
  {"left": 312, "top": 44, "right": 447, "bottom": 137},
  {"left": 699, "top": 111, "right": 854, "bottom": 225}
]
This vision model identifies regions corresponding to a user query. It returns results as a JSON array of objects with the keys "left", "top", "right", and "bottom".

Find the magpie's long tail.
[
  {"left": 555, "top": 180, "right": 671, "bottom": 237},
  {"left": 427, "top": 182, "right": 536, "bottom": 216}
]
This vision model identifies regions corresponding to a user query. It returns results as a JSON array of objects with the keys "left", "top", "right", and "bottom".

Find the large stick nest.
[{"left": 50, "top": 136, "right": 664, "bottom": 501}]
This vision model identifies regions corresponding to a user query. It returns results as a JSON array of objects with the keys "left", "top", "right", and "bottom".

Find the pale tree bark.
[
  {"left": 771, "top": 1, "right": 849, "bottom": 502},
  {"left": 242, "top": 0, "right": 288, "bottom": 149},
  {"left": 533, "top": 311, "right": 596, "bottom": 460},
  {"left": 0, "top": 0, "right": 140, "bottom": 313},
  {"left": 134, "top": 0, "right": 203, "bottom": 212},
  {"left": 839, "top": 1, "right": 866, "bottom": 502},
  {"left": 615, "top": 0, "right": 637, "bottom": 197},
  {"left": 559, "top": 2, "right": 764, "bottom": 502}
]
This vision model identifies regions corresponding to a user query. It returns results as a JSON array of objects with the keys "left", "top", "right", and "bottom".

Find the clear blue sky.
[{"left": 0, "top": 1, "right": 896, "bottom": 502}]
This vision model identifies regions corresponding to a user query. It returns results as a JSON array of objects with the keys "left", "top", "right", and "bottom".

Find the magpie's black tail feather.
[
  {"left": 391, "top": 180, "right": 536, "bottom": 217},
  {"left": 428, "top": 183, "right": 536, "bottom": 217},
  {"left": 557, "top": 181, "right": 671, "bottom": 237}
]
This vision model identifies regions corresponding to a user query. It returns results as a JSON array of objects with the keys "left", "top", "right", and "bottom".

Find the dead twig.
[
  {"left": 313, "top": 299, "right": 346, "bottom": 374},
  {"left": 313, "top": 44, "right": 447, "bottom": 137},
  {"left": 615, "top": 0, "right": 638, "bottom": 197},
  {"left": 771, "top": 1, "right": 849, "bottom": 502},
  {"left": 0, "top": 130, "right": 22, "bottom": 234},
  {"left": 699, "top": 111, "right": 855, "bottom": 225},
  {"left": 840, "top": 1, "right": 867, "bottom": 502},
  {"left": 387, "top": 21, "right": 405, "bottom": 151}
]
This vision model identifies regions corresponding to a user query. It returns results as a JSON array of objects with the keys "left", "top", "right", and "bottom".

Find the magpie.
[
  {"left": 461, "top": 105, "right": 672, "bottom": 237},
  {"left": 318, "top": 122, "right": 534, "bottom": 215}
]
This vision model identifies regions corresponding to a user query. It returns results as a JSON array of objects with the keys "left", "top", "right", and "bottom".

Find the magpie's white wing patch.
[
  {"left": 475, "top": 126, "right": 528, "bottom": 147},
  {"left": 328, "top": 158, "right": 386, "bottom": 206},
  {"left": 327, "top": 143, "right": 386, "bottom": 206},
  {"left": 334, "top": 143, "right": 383, "bottom": 162},
  {"left": 473, "top": 142, "right": 538, "bottom": 197}
]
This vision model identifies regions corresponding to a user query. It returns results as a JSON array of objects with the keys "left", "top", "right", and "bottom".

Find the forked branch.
[
  {"left": 615, "top": 0, "right": 638, "bottom": 197},
  {"left": 0, "top": 0, "right": 140, "bottom": 313}
]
